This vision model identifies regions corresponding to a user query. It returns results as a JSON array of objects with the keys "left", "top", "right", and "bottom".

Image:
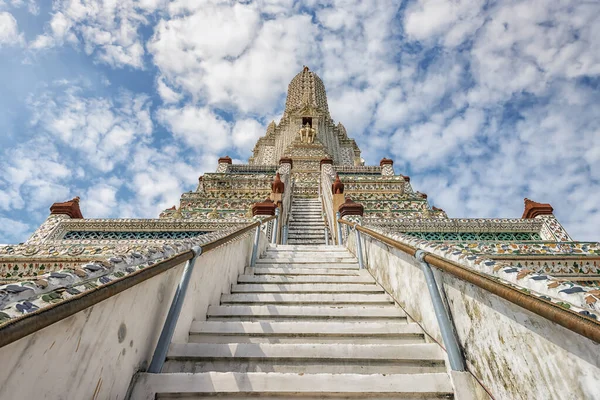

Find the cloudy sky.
[{"left": 0, "top": 0, "right": 599, "bottom": 243}]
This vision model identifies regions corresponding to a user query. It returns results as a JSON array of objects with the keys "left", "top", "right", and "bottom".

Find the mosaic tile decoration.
[
  {"left": 364, "top": 224, "right": 600, "bottom": 319},
  {"left": 62, "top": 231, "right": 210, "bottom": 240},
  {"left": 404, "top": 232, "right": 543, "bottom": 241},
  {"left": 0, "top": 224, "right": 258, "bottom": 326}
]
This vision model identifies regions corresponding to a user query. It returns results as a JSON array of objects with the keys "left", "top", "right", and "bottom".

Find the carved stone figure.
[
  {"left": 271, "top": 172, "right": 285, "bottom": 193},
  {"left": 299, "top": 123, "right": 316, "bottom": 144},
  {"left": 332, "top": 174, "right": 344, "bottom": 194}
]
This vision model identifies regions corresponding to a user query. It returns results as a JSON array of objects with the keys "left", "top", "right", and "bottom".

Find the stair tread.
[
  {"left": 207, "top": 305, "right": 406, "bottom": 318},
  {"left": 190, "top": 321, "right": 422, "bottom": 335},
  {"left": 254, "top": 263, "right": 359, "bottom": 269},
  {"left": 221, "top": 293, "right": 394, "bottom": 304},
  {"left": 132, "top": 372, "right": 453, "bottom": 398},
  {"left": 249, "top": 267, "right": 365, "bottom": 275},
  {"left": 231, "top": 283, "right": 383, "bottom": 293},
  {"left": 237, "top": 274, "right": 373, "bottom": 283},
  {"left": 167, "top": 343, "right": 445, "bottom": 361}
]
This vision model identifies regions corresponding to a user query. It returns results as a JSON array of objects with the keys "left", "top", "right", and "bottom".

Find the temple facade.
[{"left": 1, "top": 67, "right": 599, "bottom": 400}]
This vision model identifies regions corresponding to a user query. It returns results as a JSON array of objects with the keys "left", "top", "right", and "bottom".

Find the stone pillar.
[
  {"left": 217, "top": 155, "right": 232, "bottom": 173},
  {"left": 339, "top": 197, "right": 364, "bottom": 243},
  {"left": 320, "top": 157, "right": 333, "bottom": 170},
  {"left": 522, "top": 198, "right": 572, "bottom": 241},
  {"left": 279, "top": 157, "right": 293, "bottom": 175},
  {"left": 380, "top": 157, "right": 395, "bottom": 176}
]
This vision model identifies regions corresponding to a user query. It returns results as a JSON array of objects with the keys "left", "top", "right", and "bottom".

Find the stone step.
[
  {"left": 254, "top": 263, "right": 359, "bottom": 269},
  {"left": 248, "top": 267, "right": 365, "bottom": 276},
  {"left": 268, "top": 245, "right": 344, "bottom": 251},
  {"left": 163, "top": 343, "right": 446, "bottom": 374},
  {"left": 287, "top": 230, "right": 325, "bottom": 233},
  {"left": 256, "top": 257, "right": 357, "bottom": 264},
  {"left": 207, "top": 305, "right": 407, "bottom": 321},
  {"left": 188, "top": 321, "right": 425, "bottom": 344},
  {"left": 231, "top": 283, "right": 383, "bottom": 294},
  {"left": 286, "top": 240, "right": 326, "bottom": 245},
  {"left": 286, "top": 239, "right": 326, "bottom": 242},
  {"left": 265, "top": 249, "right": 350, "bottom": 255},
  {"left": 131, "top": 372, "right": 454, "bottom": 399},
  {"left": 220, "top": 293, "right": 394, "bottom": 305},
  {"left": 237, "top": 275, "right": 372, "bottom": 284},
  {"left": 287, "top": 235, "right": 327, "bottom": 239}
]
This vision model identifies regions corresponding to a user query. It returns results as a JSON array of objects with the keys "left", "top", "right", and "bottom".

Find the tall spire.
[{"left": 283, "top": 66, "right": 330, "bottom": 117}]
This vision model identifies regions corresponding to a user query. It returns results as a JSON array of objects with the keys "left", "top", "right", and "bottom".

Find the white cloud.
[
  {"left": 2, "top": 0, "right": 600, "bottom": 244},
  {"left": 156, "top": 105, "right": 231, "bottom": 153},
  {"left": 232, "top": 118, "right": 265, "bottom": 156},
  {"left": 29, "top": 0, "right": 165, "bottom": 68},
  {"left": 0, "top": 11, "right": 23, "bottom": 46},
  {"left": 29, "top": 84, "right": 153, "bottom": 172},
  {"left": 148, "top": 2, "right": 319, "bottom": 113},
  {"left": 0, "top": 216, "right": 31, "bottom": 244}
]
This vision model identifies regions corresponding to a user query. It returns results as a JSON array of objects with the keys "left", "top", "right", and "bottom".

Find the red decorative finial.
[
  {"left": 50, "top": 197, "right": 83, "bottom": 219},
  {"left": 332, "top": 174, "right": 344, "bottom": 194},
  {"left": 522, "top": 198, "right": 553, "bottom": 219},
  {"left": 252, "top": 197, "right": 277, "bottom": 216},
  {"left": 380, "top": 157, "right": 393, "bottom": 166},
  {"left": 338, "top": 197, "right": 364, "bottom": 217},
  {"left": 218, "top": 155, "right": 232, "bottom": 164}
]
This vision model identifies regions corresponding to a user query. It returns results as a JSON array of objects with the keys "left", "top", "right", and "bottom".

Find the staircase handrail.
[
  {"left": 338, "top": 219, "right": 600, "bottom": 344},
  {"left": 321, "top": 168, "right": 336, "bottom": 243},
  {"left": 0, "top": 216, "right": 276, "bottom": 349},
  {"left": 281, "top": 174, "right": 294, "bottom": 229}
]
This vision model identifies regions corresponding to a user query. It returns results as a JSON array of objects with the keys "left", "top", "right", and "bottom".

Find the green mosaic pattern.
[
  {"left": 63, "top": 231, "right": 209, "bottom": 240},
  {"left": 404, "top": 232, "right": 542, "bottom": 241}
]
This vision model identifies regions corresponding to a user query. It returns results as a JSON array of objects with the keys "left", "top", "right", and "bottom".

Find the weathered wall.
[
  {"left": 347, "top": 234, "right": 600, "bottom": 400},
  {"left": 0, "top": 230, "right": 266, "bottom": 400}
]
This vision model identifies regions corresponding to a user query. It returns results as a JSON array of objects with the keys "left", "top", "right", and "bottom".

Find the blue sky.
[{"left": 0, "top": 0, "right": 599, "bottom": 243}]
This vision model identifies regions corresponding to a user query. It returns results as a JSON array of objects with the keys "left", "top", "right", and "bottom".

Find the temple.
[{"left": 1, "top": 67, "right": 599, "bottom": 399}]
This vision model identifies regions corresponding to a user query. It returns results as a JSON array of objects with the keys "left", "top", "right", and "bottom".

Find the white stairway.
[
  {"left": 287, "top": 198, "right": 328, "bottom": 245},
  {"left": 131, "top": 246, "right": 454, "bottom": 399}
]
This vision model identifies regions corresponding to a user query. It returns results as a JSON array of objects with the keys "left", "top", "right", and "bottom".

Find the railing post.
[
  {"left": 336, "top": 212, "right": 343, "bottom": 245},
  {"left": 250, "top": 222, "right": 261, "bottom": 268},
  {"left": 282, "top": 225, "right": 288, "bottom": 245},
  {"left": 148, "top": 245, "right": 202, "bottom": 373},
  {"left": 324, "top": 227, "right": 329, "bottom": 245},
  {"left": 415, "top": 250, "right": 466, "bottom": 371},
  {"left": 272, "top": 208, "right": 280, "bottom": 244},
  {"left": 355, "top": 224, "right": 364, "bottom": 269}
]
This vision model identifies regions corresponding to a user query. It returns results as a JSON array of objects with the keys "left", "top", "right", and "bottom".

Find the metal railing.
[
  {"left": 149, "top": 215, "right": 276, "bottom": 372},
  {"left": 280, "top": 175, "right": 294, "bottom": 245},
  {"left": 338, "top": 219, "right": 600, "bottom": 346},
  {"left": 321, "top": 168, "right": 336, "bottom": 243}
]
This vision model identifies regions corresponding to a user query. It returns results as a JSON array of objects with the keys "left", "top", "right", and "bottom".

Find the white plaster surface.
[
  {"left": 0, "top": 230, "right": 267, "bottom": 400},
  {"left": 348, "top": 234, "right": 600, "bottom": 400}
]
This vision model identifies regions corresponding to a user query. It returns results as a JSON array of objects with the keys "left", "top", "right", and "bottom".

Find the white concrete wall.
[
  {"left": 0, "top": 230, "right": 266, "bottom": 400},
  {"left": 348, "top": 234, "right": 600, "bottom": 400}
]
